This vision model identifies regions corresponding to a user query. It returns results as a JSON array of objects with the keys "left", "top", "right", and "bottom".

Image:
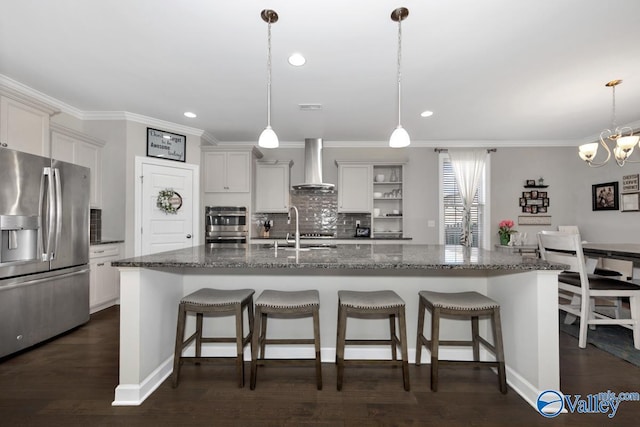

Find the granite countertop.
[
  {"left": 112, "top": 243, "right": 565, "bottom": 271},
  {"left": 251, "top": 236, "right": 413, "bottom": 241}
]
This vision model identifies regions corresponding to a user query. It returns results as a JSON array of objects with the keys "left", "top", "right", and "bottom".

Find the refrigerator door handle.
[
  {"left": 52, "top": 168, "right": 62, "bottom": 260},
  {"left": 41, "top": 167, "right": 55, "bottom": 262}
]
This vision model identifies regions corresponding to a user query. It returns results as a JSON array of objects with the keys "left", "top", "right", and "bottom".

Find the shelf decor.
[{"left": 156, "top": 189, "right": 182, "bottom": 214}]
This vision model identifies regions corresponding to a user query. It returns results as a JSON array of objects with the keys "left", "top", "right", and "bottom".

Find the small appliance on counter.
[{"left": 205, "top": 206, "right": 248, "bottom": 247}]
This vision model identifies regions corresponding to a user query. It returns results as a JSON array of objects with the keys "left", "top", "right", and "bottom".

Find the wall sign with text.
[
  {"left": 147, "top": 128, "right": 186, "bottom": 162},
  {"left": 622, "top": 174, "right": 639, "bottom": 193}
]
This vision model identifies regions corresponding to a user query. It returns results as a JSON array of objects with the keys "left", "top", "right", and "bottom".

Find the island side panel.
[
  {"left": 486, "top": 269, "right": 560, "bottom": 409},
  {"left": 114, "top": 267, "right": 184, "bottom": 406}
]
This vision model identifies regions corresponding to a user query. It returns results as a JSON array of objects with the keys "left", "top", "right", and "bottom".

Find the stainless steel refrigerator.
[{"left": 0, "top": 147, "right": 90, "bottom": 358}]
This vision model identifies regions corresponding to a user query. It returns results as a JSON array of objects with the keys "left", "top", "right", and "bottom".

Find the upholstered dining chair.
[{"left": 537, "top": 231, "right": 639, "bottom": 350}]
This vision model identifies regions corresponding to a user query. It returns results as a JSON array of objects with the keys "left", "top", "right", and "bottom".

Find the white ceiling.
[{"left": 2, "top": 0, "right": 640, "bottom": 146}]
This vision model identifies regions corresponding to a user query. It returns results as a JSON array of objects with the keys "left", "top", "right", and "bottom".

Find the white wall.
[
  {"left": 84, "top": 119, "right": 127, "bottom": 241},
  {"left": 50, "top": 112, "right": 640, "bottom": 250},
  {"left": 251, "top": 143, "right": 640, "bottom": 246}
]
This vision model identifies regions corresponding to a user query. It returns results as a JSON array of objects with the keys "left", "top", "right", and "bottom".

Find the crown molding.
[
  {"left": 50, "top": 122, "right": 106, "bottom": 147},
  {"left": 0, "top": 75, "right": 61, "bottom": 116},
  {"left": 0, "top": 74, "right": 211, "bottom": 141}
]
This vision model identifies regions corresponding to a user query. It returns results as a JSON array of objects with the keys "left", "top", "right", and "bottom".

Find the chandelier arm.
[{"left": 585, "top": 132, "right": 613, "bottom": 167}]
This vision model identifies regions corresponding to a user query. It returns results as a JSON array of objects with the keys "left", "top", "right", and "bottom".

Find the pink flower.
[
  {"left": 498, "top": 219, "right": 516, "bottom": 236},
  {"left": 498, "top": 220, "right": 514, "bottom": 229}
]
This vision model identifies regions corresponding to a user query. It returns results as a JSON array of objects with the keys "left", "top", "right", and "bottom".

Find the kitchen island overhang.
[{"left": 112, "top": 244, "right": 565, "bottom": 411}]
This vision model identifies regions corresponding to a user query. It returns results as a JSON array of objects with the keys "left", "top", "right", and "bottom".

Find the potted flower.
[{"left": 498, "top": 220, "right": 516, "bottom": 246}]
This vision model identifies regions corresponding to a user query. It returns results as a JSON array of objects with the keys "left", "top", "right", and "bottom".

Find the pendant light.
[
  {"left": 258, "top": 9, "right": 279, "bottom": 148},
  {"left": 389, "top": 7, "right": 410, "bottom": 148}
]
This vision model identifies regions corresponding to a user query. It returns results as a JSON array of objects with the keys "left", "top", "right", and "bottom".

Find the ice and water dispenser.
[{"left": 0, "top": 215, "right": 39, "bottom": 264}]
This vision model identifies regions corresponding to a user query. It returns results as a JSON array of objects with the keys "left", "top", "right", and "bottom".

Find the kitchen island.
[{"left": 112, "top": 243, "right": 565, "bottom": 410}]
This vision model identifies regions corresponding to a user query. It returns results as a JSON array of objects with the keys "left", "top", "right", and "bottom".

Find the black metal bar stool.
[
  {"left": 415, "top": 290, "right": 507, "bottom": 393},
  {"left": 250, "top": 289, "right": 322, "bottom": 390},
  {"left": 171, "top": 288, "right": 254, "bottom": 388},
  {"left": 336, "top": 290, "right": 410, "bottom": 391}
]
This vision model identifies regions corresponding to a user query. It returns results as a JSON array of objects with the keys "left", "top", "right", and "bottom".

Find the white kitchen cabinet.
[
  {"left": 203, "top": 150, "right": 252, "bottom": 193},
  {"left": 336, "top": 162, "right": 372, "bottom": 213},
  {"left": 51, "top": 123, "right": 105, "bottom": 208},
  {"left": 89, "top": 243, "right": 121, "bottom": 313},
  {"left": 255, "top": 160, "right": 293, "bottom": 213},
  {"left": 0, "top": 94, "right": 56, "bottom": 156}
]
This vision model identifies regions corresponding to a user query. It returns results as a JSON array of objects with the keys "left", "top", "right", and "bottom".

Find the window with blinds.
[{"left": 441, "top": 158, "right": 486, "bottom": 247}]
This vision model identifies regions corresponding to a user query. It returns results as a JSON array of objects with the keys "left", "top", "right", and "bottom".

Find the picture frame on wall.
[
  {"left": 621, "top": 192, "right": 640, "bottom": 212},
  {"left": 622, "top": 174, "right": 639, "bottom": 193},
  {"left": 147, "top": 128, "right": 186, "bottom": 162},
  {"left": 592, "top": 181, "right": 619, "bottom": 211}
]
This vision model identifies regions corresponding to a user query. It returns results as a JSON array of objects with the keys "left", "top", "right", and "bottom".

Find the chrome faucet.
[{"left": 286, "top": 205, "right": 300, "bottom": 251}]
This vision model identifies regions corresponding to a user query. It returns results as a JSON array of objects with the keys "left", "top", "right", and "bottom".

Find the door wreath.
[{"left": 156, "top": 189, "right": 182, "bottom": 214}]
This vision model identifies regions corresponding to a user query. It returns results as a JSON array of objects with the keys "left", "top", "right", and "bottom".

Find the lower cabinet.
[{"left": 89, "top": 244, "right": 121, "bottom": 313}]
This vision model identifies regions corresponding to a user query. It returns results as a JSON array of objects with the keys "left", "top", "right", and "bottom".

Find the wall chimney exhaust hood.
[{"left": 292, "top": 138, "right": 335, "bottom": 190}]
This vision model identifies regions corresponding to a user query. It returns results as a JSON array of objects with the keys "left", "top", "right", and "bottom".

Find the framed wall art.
[
  {"left": 147, "top": 128, "right": 186, "bottom": 162},
  {"left": 592, "top": 181, "right": 619, "bottom": 211},
  {"left": 622, "top": 174, "right": 639, "bottom": 193},
  {"left": 621, "top": 192, "right": 640, "bottom": 212}
]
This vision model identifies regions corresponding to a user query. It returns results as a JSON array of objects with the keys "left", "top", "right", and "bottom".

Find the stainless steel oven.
[{"left": 205, "top": 206, "right": 248, "bottom": 247}]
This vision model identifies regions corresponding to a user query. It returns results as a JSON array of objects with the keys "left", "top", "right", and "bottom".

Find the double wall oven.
[{"left": 205, "top": 206, "right": 247, "bottom": 247}]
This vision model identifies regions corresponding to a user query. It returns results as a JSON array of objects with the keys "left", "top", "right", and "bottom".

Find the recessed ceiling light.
[
  {"left": 420, "top": 110, "right": 434, "bottom": 117},
  {"left": 184, "top": 112, "right": 197, "bottom": 118},
  {"left": 288, "top": 53, "right": 306, "bottom": 66}
]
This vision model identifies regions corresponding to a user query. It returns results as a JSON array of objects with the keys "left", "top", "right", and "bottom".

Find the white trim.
[
  {"left": 50, "top": 122, "right": 106, "bottom": 147},
  {"left": 112, "top": 355, "right": 173, "bottom": 406},
  {"left": 134, "top": 156, "right": 200, "bottom": 256}
]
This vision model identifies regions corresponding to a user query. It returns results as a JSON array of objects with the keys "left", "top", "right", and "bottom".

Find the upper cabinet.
[
  {"left": 336, "top": 162, "right": 372, "bottom": 213},
  {"left": 0, "top": 93, "right": 58, "bottom": 157},
  {"left": 203, "top": 147, "right": 263, "bottom": 193},
  {"left": 254, "top": 160, "right": 293, "bottom": 213},
  {"left": 51, "top": 123, "right": 105, "bottom": 208}
]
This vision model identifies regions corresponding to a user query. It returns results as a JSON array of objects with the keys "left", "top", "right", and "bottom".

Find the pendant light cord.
[
  {"left": 396, "top": 17, "right": 403, "bottom": 127},
  {"left": 267, "top": 20, "right": 273, "bottom": 127}
]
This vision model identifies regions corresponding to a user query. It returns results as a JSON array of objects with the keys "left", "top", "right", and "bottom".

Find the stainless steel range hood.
[{"left": 293, "top": 138, "right": 335, "bottom": 190}]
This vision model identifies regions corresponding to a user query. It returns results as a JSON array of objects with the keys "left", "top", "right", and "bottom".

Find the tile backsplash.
[
  {"left": 253, "top": 189, "right": 370, "bottom": 238},
  {"left": 90, "top": 208, "right": 102, "bottom": 243}
]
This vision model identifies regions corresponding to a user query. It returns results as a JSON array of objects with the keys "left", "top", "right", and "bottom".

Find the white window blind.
[{"left": 442, "top": 158, "right": 486, "bottom": 247}]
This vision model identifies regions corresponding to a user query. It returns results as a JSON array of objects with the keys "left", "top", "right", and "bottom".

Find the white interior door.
[{"left": 137, "top": 158, "right": 199, "bottom": 256}]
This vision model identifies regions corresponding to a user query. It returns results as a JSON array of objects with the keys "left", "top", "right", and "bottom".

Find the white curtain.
[{"left": 447, "top": 149, "right": 487, "bottom": 247}]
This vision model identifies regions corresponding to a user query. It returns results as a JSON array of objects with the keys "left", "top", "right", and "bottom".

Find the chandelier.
[
  {"left": 258, "top": 9, "right": 279, "bottom": 148},
  {"left": 389, "top": 7, "right": 410, "bottom": 148},
  {"left": 578, "top": 80, "right": 640, "bottom": 167}
]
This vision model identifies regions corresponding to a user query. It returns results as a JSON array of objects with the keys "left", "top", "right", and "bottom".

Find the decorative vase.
[
  {"left": 390, "top": 169, "right": 398, "bottom": 182},
  {"left": 499, "top": 233, "right": 510, "bottom": 246}
]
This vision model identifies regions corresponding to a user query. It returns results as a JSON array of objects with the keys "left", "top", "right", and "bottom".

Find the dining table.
[{"left": 582, "top": 243, "right": 640, "bottom": 268}]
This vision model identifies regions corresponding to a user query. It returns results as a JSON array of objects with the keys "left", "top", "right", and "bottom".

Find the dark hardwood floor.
[{"left": 0, "top": 306, "right": 638, "bottom": 426}]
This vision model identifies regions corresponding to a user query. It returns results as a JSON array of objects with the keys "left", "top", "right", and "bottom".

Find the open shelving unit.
[{"left": 372, "top": 164, "right": 405, "bottom": 238}]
